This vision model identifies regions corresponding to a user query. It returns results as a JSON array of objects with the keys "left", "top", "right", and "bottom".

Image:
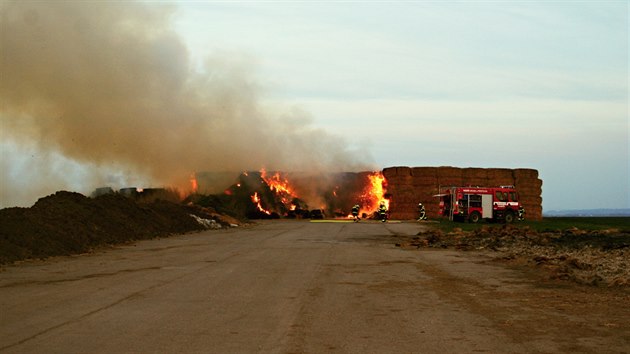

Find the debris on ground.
[{"left": 396, "top": 225, "right": 630, "bottom": 287}]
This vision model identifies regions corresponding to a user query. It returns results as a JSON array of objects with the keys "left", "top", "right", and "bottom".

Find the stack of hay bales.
[
  {"left": 513, "top": 168, "right": 543, "bottom": 220},
  {"left": 382, "top": 166, "right": 543, "bottom": 221},
  {"left": 382, "top": 167, "right": 416, "bottom": 220}
]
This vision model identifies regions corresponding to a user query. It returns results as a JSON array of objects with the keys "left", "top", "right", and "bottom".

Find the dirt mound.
[
  {"left": 0, "top": 191, "right": 235, "bottom": 264},
  {"left": 397, "top": 225, "right": 630, "bottom": 287}
]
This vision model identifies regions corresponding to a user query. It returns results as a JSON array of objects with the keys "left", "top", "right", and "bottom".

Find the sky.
[{"left": 1, "top": 1, "right": 628, "bottom": 211}]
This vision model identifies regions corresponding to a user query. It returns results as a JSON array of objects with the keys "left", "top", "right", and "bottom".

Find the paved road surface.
[{"left": 1, "top": 220, "right": 627, "bottom": 353}]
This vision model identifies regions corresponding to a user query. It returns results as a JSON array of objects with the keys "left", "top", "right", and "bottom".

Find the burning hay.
[{"left": 194, "top": 169, "right": 390, "bottom": 220}]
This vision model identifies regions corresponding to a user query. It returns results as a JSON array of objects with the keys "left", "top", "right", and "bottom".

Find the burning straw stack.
[{"left": 382, "top": 166, "right": 543, "bottom": 220}]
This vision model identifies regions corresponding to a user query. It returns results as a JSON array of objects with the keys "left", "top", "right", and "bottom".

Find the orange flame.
[
  {"left": 190, "top": 173, "right": 198, "bottom": 193},
  {"left": 357, "top": 171, "right": 388, "bottom": 215},
  {"left": 260, "top": 168, "right": 298, "bottom": 205},
  {"left": 251, "top": 192, "right": 271, "bottom": 215}
]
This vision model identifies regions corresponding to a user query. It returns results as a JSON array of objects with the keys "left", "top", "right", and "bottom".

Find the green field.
[{"left": 431, "top": 217, "right": 630, "bottom": 233}]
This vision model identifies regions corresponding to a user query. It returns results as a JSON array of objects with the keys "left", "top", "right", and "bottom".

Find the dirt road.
[{"left": 1, "top": 220, "right": 628, "bottom": 353}]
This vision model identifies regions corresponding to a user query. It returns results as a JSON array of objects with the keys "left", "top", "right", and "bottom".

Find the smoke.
[{"left": 0, "top": 1, "right": 374, "bottom": 207}]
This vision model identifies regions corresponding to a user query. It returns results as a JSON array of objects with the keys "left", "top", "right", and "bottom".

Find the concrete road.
[{"left": 1, "top": 220, "right": 627, "bottom": 353}]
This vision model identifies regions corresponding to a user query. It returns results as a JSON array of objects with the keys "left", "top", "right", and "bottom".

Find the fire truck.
[{"left": 438, "top": 186, "right": 523, "bottom": 223}]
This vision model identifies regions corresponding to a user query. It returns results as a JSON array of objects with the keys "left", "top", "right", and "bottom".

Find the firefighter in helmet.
[
  {"left": 378, "top": 201, "right": 388, "bottom": 222},
  {"left": 351, "top": 204, "right": 360, "bottom": 222},
  {"left": 518, "top": 206, "right": 526, "bottom": 221},
  {"left": 417, "top": 202, "right": 427, "bottom": 221}
]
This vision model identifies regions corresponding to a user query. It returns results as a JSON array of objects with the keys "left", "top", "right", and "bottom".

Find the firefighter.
[
  {"left": 378, "top": 201, "right": 388, "bottom": 222},
  {"left": 417, "top": 202, "right": 427, "bottom": 221},
  {"left": 351, "top": 204, "right": 360, "bottom": 222},
  {"left": 518, "top": 206, "right": 525, "bottom": 221}
]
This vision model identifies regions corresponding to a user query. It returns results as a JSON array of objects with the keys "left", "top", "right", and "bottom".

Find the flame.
[
  {"left": 190, "top": 173, "right": 198, "bottom": 193},
  {"left": 260, "top": 168, "right": 298, "bottom": 206},
  {"left": 251, "top": 192, "right": 271, "bottom": 215},
  {"left": 356, "top": 171, "right": 389, "bottom": 215}
]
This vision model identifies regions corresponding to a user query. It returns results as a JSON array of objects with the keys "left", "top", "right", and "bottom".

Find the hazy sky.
[
  {"left": 1, "top": 1, "right": 628, "bottom": 211},
  {"left": 172, "top": 1, "right": 629, "bottom": 211}
]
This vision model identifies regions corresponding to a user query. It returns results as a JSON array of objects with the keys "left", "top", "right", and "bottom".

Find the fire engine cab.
[{"left": 438, "top": 186, "right": 523, "bottom": 223}]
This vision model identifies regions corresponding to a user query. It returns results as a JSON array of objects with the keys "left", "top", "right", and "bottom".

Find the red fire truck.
[{"left": 438, "top": 186, "right": 523, "bottom": 223}]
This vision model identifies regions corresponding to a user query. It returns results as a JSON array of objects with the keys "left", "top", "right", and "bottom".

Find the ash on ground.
[{"left": 397, "top": 225, "right": 630, "bottom": 288}]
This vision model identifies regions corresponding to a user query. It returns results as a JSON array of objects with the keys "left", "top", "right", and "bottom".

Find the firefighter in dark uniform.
[
  {"left": 417, "top": 202, "right": 427, "bottom": 221},
  {"left": 351, "top": 204, "right": 360, "bottom": 222},
  {"left": 378, "top": 201, "right": 387, "bottom": 222},
  {"left": 518, "top": 206, "right": 526, "bottom": 221}
]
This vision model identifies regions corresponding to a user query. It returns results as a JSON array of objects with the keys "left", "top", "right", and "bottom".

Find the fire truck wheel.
[
  {"left": 504, "top": 210, "right": 515, "bottom": 223},
  {"left": 469, "top": 211, "right": 481, "bottom": 223}
]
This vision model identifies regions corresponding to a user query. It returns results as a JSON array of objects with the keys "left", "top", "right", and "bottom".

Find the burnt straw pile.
[
  {"left": 396, "top": 225, "right": 630, "bottom": 287},
  {"left": 0, "top": 191, "right": 237, "bottom": 265}
]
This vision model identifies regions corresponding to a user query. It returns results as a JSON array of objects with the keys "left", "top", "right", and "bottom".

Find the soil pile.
[
  {"left": 0, "top": 191, "right": 236, "bottom": 264},
  {"left": 397, "top": 225, "right": 630, "bottom": 287},
  {"left": 383, "top": 166, "right": 543, "bottom": 220}
]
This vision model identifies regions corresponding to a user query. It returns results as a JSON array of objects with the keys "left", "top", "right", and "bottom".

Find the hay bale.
[
  {"left": 519, "top": 189, "right": 542, "bottom": 198},
  {"left": 396, "top": 167, "right": 412, "bottom": 176},
  {"left": 382, "top": 166, "right": 412, "bottom": 179},
  {"left": 439, "top": 177, "right": 464, "bottom": 187},
  {"left": 522, "top": 205, "right": 543, "bottom": 220},
  {"left": 389, "top": 189, "right": 416, "bottom": 202},
  {"left": 382, "top": 167, "right": 398, "bottom": 179},
  {"left": 384, "top": 176, "right": 413, "bottom": 186},
  {"left": 518, "top": 184, "right": 542, "bottom": 192},
  {"left": 411, "top": 167, "right": 438, "bottom": 178},
  {"left": 518, "top": 187, "right": 542, "bottom": 196},
  {"left": 515, "top": 179, "right": 543, "bottom": 190},
  {"left": 412, "top": 176, "right": 439, "bottom": 186},
  {"left": 462, "top": 178, "right": 489, "bottom": 187},
  {"left": 487, "top": 168, "right": 514, "bottom": 181},
  {"left": 520, "top": 196, "right": 543, "bottom": 205},
  {"left": 513, "top": 168, "right": 538, "bottom": 179},
  {"left": 462, "top": 168, "right": 488, "bottom": 179},
  {"left": 412, "top": 185, "right": 439, "bottom": 196},
  {"left": 487, "top": 177, "right": 515, "bottom": 187},
  {"left": 437, "top": 166, "right": 463, "bottom": 178}
]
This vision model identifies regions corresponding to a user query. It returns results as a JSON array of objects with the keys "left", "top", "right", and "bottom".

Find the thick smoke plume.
[{"left": 0, "top": 1, "right": 373, "bottom": 207}]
